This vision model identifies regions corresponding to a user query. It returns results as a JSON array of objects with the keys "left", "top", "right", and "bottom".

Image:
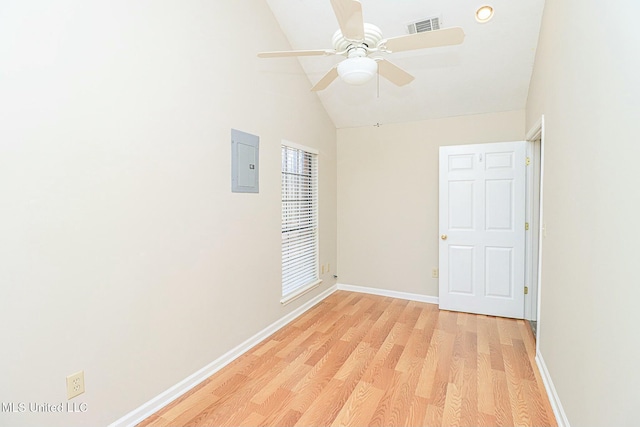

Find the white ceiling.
[{"left": 263, "top": 0, "right": 545, "bottom": 128}]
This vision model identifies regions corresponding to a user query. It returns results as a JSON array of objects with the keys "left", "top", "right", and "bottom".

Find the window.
[{"left": 281, "top": 142, "right": 319, "bottom": 302}]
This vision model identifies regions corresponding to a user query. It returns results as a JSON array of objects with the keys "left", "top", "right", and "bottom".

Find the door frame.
[{"left": 524, "top": 115, "right": 545, "bottom": 343}]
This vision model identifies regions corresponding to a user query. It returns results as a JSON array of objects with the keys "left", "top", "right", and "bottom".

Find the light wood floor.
[{"left": 139, "top": 291, "right": 556, "bottom": 427}]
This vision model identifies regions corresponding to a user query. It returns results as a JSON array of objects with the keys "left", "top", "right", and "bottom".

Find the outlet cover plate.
[{"left": 66, "top": 371, "right": 85, "bottom": 400}]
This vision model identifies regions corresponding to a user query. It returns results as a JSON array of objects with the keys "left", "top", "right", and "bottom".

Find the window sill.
[{"left": 280, "top": 280, "right": 323, "bottom": 306}]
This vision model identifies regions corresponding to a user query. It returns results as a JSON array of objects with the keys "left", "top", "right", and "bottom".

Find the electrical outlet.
[
  {"left": 432, "top": 268, "right": 439, "bottom": 278},
  {"left": 321, "top": 264, "right": 325, "bottom": 274},
  {"left": 66, "top": 371, "right": 85, "bottom": 400}
]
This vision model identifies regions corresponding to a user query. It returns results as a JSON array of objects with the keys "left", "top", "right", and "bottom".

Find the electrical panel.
[{"left": 231, "top": 129, "right": 259, "bottom": 193}]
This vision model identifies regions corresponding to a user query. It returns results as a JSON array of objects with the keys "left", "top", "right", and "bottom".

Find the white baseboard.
[
  {"left": 337, "top": 283, "right": 439, "bottom": 305},
  {"left": 109, "top": 284, "right": 338, "bottom": 427},
  {"left": 536, "top": 349, "right": 571, "bottom": 427}
]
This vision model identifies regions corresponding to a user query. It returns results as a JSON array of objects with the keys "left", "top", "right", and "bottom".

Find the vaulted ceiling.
[{"left": 263, "top": 0, "right": 545, "bottom": 128}]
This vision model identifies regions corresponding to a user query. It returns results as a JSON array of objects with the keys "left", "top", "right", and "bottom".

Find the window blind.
[{"left": 282, "top": 145, "right": 318, "bottom": 298}]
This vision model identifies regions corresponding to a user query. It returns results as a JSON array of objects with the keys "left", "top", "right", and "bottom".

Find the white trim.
[
  {"left": 109, "top": 285, "right": 338, "bottom": 427},
  {"left": 526, "top": 116, "right": 543, "bottom": 141},
  {"left": 534, "top": 115, "right": 545, "bottom": 343},
  {"left": 524, "top": 117, "right": 544, "bottom": 322},
  {"left": 523, "top": 115, "right": 546, "bottom": 341},
  {"left": 337, "top": 283, "right": 439, "bottom": 305},
  {"left": 536, "top": 349, "right": 571, "bottom": 427},
  {"left": 524, "top": 141, "right": 533, "bottom": 320},
  {"left": 280, "top": 279, "right": 322, "bottom": 305},
  {"left": 281, "top": 139, "right": 319, "bottom": 155}
]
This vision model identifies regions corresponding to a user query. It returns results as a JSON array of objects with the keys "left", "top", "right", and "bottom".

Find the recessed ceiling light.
[{"left": 476, "top": 5, "right": 494, "bottom": 23}]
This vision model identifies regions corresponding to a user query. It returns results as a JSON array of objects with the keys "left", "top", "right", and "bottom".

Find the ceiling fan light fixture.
[
  {"left": 475, "top": 5, "right": 494, "bottom": 23},
  {"left": 337, "top": 57, "right": 378, "bottom": 85}
]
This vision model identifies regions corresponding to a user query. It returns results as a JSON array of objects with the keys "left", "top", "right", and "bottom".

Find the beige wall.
[
  {"left": 526, "top": 1, "right": 640, "bottom": 425},
  {"left": 0, "top": 2, "right": 336, "bottom": 426},
  {"left": 337, "top": 111, "right": 524, "bottom": 296}
]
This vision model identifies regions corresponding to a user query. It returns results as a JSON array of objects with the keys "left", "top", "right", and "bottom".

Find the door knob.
[{"left": 441, "top": 234, "right": 448, "bottom": 240}]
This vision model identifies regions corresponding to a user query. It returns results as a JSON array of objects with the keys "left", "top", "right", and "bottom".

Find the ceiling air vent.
[{"left": 407, "top": 16, "right": 441, "bottom": 34}]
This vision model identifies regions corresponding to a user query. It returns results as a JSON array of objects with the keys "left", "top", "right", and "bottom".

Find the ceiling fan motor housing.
[{"left": 332, "top": 23, "right": 383, "bottom": 53}]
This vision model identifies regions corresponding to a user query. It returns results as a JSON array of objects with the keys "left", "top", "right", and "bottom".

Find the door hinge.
[
  {"left": 525, "top": 222, "right": 530, "bottom": 230},
  {"left": 524, "top": 286, "right": 529, "bottom": 295},
  {"left": 526, "top": 157, "right": 531, "bottom": 166}
]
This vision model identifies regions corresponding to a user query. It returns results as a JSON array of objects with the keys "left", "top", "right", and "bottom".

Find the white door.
[{"left": 439, "top": 142, "right": 526, "bottom": 319}]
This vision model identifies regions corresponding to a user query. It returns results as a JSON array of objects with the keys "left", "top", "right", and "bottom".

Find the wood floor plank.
[
  {"left": 306, "top": 315, "right": 352, "bottom": 360},
  {"left": 365, "top": 300, "right": 411, "bottom": 348},
  {"left": 297, "top": 342, "right": 376, "bottom": 426},
  {"left": 478, "top": 411, "right": 498, "bottom": 427},
  {"left": 274, "top": 328, "right": 319, "bottom": 359},
  {"left": 492, "top": 370, "right": 515, "bottom": 427},
  {"left": 459, "top": 343, "right": 478, "bottom": 426},
  {"left": 464, "top": 310, "right": 478, "bottom": 333},
  {"left": 477, "top": 316, "right": 491, "bottom": 354},
  {"left": 238, "top": 411, "right": 264, "bottom": 426},
  {"left": 137, "top": 415, "right": 166, "bottom": 427},
  {"left": 299, "top": 375, "right": 358, "bottom": 426},
  {"left": 431, "top": 328, "right": 456, "bottom": 408},
  {"left": 414, "top": 303, "right": 435, "bottom": 330},
  {"left": 330, "top": 292, "right": 361, "bottom": 313},
  {"left": 512, "top": 338, "right": 537, "bottom": 381},
  {"left": 367, "top": 369, "right": 404, "bottom": 427},
  {"left": 137, "top": 291, "right": 557, "bottom": 427},
  {"left": 437, "top": 309, "right": 459, "bottom": 334},
  {"left": 196, "top": 364, "right": 286, "bottom": 426},
  {"left": 152, "top": 370, "right": 248, "bottom": 427},
  {"left": 333, "top": 341, "right": 371, "bottom": 381},
  {"left": 339, "top": 316, "right": 375, "bottom": 343},
  {"left": 359, "top": 338, "right": 396, "bottom": 385},
  {"left": 522, "top": 379, "right": 556, "bottom": 427},
  {"left": 250, "top": 353, "right": 310, "bottom": 405},
  {"left": 219, "top": 388, "right": 290, "bottom": 427},
  {"left": 496, "top": 317, "right": 514, "bottom": 346},
  {"left": 265, "top": 408, "right": 302, "bottom": 427},
  {"left": 488, "top": 316, "right": 506, "bottom": 372},
  {"left": 396, "top": 310, "right": 433, "bottom": 371},
  {"left": 331, "top": 380, "right": 385, "bottom": 427},
  {"left": 387, "top": 356, "right": 422, "bottom": 426},
  {"left": 291, "top": 304, "right": 331, "bottom": 332},
  {"left": 441, "top": 382, "right": 463, "bottom": 427},
  {"left": 502, "top": 343, "right": 532, "bottom": 427},
  {"left": 448, "top": 327, "right": 467, "bottom": 388},
  {"left": 518, "top": 319, "right": 538, "bottom": 357},
  {"left": 478, "top": 352, "right": 496, "bottom": 415},
  {"left": 405, "top": 395, "right": 428, "bottom": 427},
  {"left": 415, "top": 328, "right": 445, "bottom": 399}
]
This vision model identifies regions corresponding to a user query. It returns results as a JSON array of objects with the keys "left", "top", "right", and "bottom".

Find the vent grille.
[{"left": 407, "top": 16, "right": 441, "bottom": 34}]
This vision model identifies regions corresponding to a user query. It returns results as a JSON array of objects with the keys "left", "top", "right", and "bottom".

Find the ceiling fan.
[{"left": 258, "top": 0, "right": 465, "bottom": 91}]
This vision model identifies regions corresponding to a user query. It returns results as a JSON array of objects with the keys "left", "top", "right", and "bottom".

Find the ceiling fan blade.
[
  {"left": 258, "top": 49, "right": 335, "bottom": 58},
  {"left": 311, "top": 66, "right": 339, "bottom": 91},
  {"left": 329, "top": 0, "right": 365, "bottom": 41},
  {"left": 377, "top": 59, "right": 415, "bottom": 87},
  {"left": 382, "top": 27, "right": 465, "bottom": 53}
]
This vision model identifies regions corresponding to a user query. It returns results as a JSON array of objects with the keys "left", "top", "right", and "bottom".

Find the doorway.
[
  {"left": 525, "top": 117, "right": 545, "bottom": 342},
  {"left": 437, "top": 129, "right": 545, "bottom": 325}
]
